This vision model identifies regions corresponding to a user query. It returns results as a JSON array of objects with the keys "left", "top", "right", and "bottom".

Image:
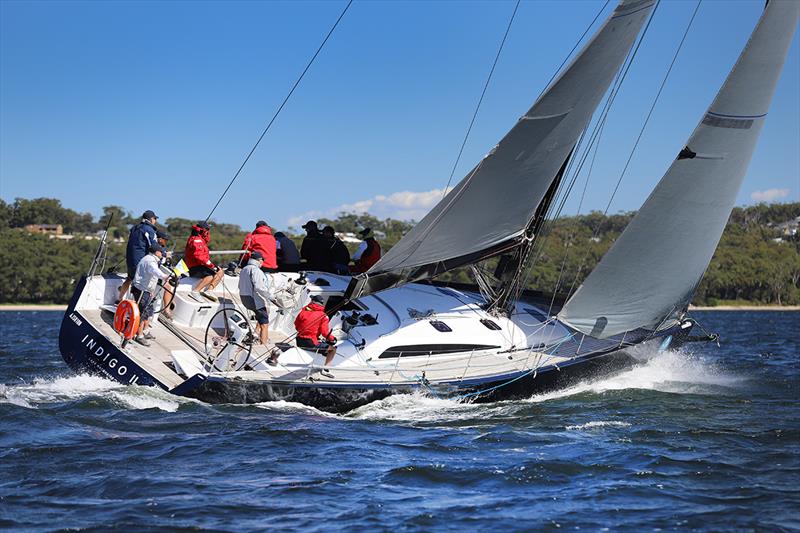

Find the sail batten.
[
  {"left": 558, "top": 0, "right": 800, "bottom": 339},
  {"left": 346, "top": 0, "right": 656, "bottom": 300}
]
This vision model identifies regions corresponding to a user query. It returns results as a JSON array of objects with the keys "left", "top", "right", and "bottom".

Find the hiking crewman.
[{"left": 184, "top": 221, "right": 223, "bottom": 302}]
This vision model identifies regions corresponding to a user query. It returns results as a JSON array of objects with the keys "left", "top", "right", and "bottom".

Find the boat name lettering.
[{"left": 80, "top": 334, "right": 134, "bottom": 383}]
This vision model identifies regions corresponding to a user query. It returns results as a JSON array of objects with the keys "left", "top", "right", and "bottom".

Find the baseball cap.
[
  {"left": 142, "top": 210, "right": 158, "bottom": 220},
  {"left": 301, "top": 220, "right": 318, "bottom": 230},
  {"left": 250, "top": 251, "right": 264, "bottom": 260}
]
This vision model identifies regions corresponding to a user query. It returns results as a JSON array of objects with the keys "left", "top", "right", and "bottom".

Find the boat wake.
[
  {"left": 0, "top": 373, "right": 192, "bottom": 412},
  {"left": 340, "top": 347, "right": 741, "bottom": 422},
  {"left": 526, "top": 346, "right": 742, "bottom": 403}
]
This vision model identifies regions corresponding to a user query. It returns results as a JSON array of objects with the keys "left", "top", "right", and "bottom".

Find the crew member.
[
  {"left": 241, "top": 220, "right": 278, "bottom": 272},
  {"left": 322, "top": 225, "right": 350, "bottom": 275},
  {"left": 155, "top": 230, "right": 175, "bottom": 318},
  {"left": 294, "top": 294, "right": 337, "bottom": 370},
  {"left": 131, "top": 244, "right": 171, "bottom": 346},
  {"left": 119, "top": 209, "right": 158, "bottom": 300},
  {"left": 274, "top": 231, "right": 301, "bottom": 272},
  {"left": 351, "top": 228, "right": 381, "bottom": 273},
  {"left": 238, "top": 251, "right": 274, "bottom": 356},
  {"left": 184, "top": 221, "right": 223, "bottom": 301},
  {"left": 300, "top": 220, "right": 329, "bottom": 271}
]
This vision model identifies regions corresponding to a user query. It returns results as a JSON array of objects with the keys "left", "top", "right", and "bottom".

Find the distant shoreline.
[{"left": 0, "top": 304, "right": 67, "bottom": 311}]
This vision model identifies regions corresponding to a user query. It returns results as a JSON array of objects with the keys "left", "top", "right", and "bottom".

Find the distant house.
[
  {"left": 775, "top": 216, "right": 799, "bottom": 238},
  {"left": 25, "top": 224, "right": 63, "bottom": 235}
]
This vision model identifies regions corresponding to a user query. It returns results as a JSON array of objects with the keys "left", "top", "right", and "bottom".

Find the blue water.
[{"left": 1, "top": 311, "right": 798, "bottom": 531}]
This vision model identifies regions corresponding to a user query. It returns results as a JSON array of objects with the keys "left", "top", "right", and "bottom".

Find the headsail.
[
  {"left": 558, "top": 1, "right": 800, "bottom": 339},
  {"left": 346, "top": 0, "right": 656, "bottom": 300}
]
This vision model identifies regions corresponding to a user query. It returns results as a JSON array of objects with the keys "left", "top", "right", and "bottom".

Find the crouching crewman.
[{"left": 294, "top": 294, "right": 336, "bottom": 372}]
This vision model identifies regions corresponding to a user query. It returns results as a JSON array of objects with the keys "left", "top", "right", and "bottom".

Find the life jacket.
[
  {"left": 354, "top": 238, "right": 381, "bottom": 273},
  {"left": 294, "top": 302, "right": 333, "bottom": 342},
  {"left": 184, "top": 227, "right": 213, "bottom": 269},
  {"left": 241, "top": 226, "right": 277, "bottom": 269}
]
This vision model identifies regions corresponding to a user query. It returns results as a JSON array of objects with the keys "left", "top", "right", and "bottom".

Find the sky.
[{"left": 1, "top": 0, "right": 798, "bottom": 232}]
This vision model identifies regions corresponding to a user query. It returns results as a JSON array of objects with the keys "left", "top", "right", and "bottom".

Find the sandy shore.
[
  {"left": 0, "top": 304, "right": 67, "bottom": 311},
  {"left": 689, "top": 305, "right": 800, "bottom": 311}
]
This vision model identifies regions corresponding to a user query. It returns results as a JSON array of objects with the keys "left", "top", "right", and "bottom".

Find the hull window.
[
  {"left": 480, "top": 319, "right": 502, "bottom": 331},
  {"left": 429, "top": 320, "right": 452, "bottom": 332},
  {"left": 379, "top": 344, "right": 500, "bottom": 359}
]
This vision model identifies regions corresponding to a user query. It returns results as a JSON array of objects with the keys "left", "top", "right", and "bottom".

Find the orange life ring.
[{"left": 114, "top": 299, "right": 140, "bottom": 341}]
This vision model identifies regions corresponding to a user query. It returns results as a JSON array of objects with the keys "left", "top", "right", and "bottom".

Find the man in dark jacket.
[
  {"left": 300, "top": 220, "right": 329, "bottom": 272},
  {"left": 321, "top": 226, "right": 350, "bottom": 275},
  {"left": 119, "top": 210, "right": 158, "bottom": 300},
  {"left": 274, "top": 232, "right": 301, "bottom": 272}
]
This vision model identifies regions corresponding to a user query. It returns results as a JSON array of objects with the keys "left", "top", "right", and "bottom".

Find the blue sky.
[{"left": 1, "top": 0, "right": 798, "bottom": 231}]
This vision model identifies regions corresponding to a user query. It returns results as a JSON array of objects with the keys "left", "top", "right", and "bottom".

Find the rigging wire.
[
  {"left": 562, "top": 0, "right": 703, "bottom": 302},
  {"left": 204, "top": 0, "right": 354, "bottom": 222},
  {"left": 441, "top": 0, "right": 521, "bottom": 198},
  {"left": 507, "top": 0, "right": 666, "bottom": 308}
]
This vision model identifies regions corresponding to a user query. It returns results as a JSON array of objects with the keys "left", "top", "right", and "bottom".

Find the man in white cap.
[{"left": 238, "top": 250, "right": 272, "bottom": 348}]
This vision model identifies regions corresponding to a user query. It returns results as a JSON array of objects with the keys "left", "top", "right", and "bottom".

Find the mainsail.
[
  {"left": 346, "top": 0, "right": 656, "bottom": 300},
  {"left": 558, "top": 1, "right": 800, "bottom": 339}
]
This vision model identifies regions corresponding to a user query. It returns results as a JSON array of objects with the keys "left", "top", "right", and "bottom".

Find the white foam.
[
  {"left": 565, "top": 420, "right": 631, "bottom": 430},
  {"left": 0, "top": 373, "right": 190, "bottom": 412},
  {"left": 527, "top": 348, "right": 741, "bottom": 403},
  {"left": 254, "top": 400, "right": 337, "bottom": 417},
  {"left": 345, "top": 391, "right": 492, "bottom": 422}
]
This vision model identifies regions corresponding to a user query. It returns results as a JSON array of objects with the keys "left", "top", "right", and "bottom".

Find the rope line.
[
  {"left": 562, "top": 0, "right": 701, "bottom": 302},
  {"left": 205, "top": 0, "right": 354, "bottom": 221},
  {"left": 442, "top": 0, "right": 521, "bottom": 198}
]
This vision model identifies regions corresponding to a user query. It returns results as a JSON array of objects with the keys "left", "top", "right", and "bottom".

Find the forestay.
[
  {"left": 346, "top": 0, "right": 656, "bottom": 300},
  {"left": 558, "top": 1, "right": 800, "bottom": 339}
]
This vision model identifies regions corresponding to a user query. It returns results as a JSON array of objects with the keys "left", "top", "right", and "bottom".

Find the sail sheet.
[
  {"left": 558, "top": 1, "right": 800, "bottom": 339},
  {"left": 346, "top": 0, "right": 656, "bottom": 300}
]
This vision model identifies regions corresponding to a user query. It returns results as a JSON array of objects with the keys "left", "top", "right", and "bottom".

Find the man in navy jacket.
[{"left": 119, "top": 210, "right": 159, "bottom": 300}]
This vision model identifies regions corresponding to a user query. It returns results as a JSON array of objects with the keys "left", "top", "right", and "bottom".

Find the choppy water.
[{"left": 1, "top": 311, "right": 798, "bottom": 531}]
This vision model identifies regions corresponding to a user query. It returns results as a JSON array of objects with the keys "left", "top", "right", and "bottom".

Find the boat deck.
[{"left": 81, "top": 307, "right": 572, "bottom": 389}]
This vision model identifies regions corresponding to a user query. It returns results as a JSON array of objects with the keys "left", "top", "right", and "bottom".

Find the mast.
[
  {"left": 487, "top": 150, "right": 573, "bottom": 315},
  {"left": 345, "top": 0, "right": 657, "bottom": 302}
]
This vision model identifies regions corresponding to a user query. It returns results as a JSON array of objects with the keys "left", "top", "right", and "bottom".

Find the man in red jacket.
[
  {"left": 184, "top": 221, "right": 223, "bottom": 302},
  {"left": 240, "top": 220, "right": 278, "bottom": 272},
  {"left": 294, "top": 294, "right": 337, "bottom": 370}
]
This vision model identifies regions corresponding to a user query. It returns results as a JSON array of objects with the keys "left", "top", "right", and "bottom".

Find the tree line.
[{"left": 0, "top": 197, "right": 797, "bottom": 305}]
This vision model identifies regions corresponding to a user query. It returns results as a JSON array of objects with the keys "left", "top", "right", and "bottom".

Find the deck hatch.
[{"left": 378, "top": 344, "right": 501, "bottom": 359}]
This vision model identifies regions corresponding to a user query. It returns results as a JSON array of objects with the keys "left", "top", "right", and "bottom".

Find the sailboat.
[{"left": 58, "top": 0, "right": 799, "bottom": 412}]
